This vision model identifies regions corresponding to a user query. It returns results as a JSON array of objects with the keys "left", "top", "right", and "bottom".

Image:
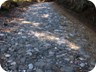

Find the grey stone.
[{"left": 36, "top": 69, "right": 43, "bottom": 72}]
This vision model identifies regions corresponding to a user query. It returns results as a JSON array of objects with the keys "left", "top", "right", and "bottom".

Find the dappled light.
[
  {"left": 41, "top": 14, "right": 49, "bottom": 18},
  {"left": 21, "top": 20, "right": 41, "bottom": 27},
  {"left": 66, "top": 41, "right": 80, "bottom": 50},
  {"left": 33, "top": 31, "right": 80, "bottom": 50},
  {"left": 33, "top": 31, "right": 59, "bottom": 40},
  {"left": 0, "top": 29, "right": 11, "bottom": 33},
  {"left": 0, "top": 1, "right": 96, "bottom": 72},
  {"left": 21, "top": 20, "right": 32, "bottom": 24}
]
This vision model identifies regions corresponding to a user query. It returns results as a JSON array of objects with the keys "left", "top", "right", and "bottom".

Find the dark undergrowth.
[{"left": 54, "top": 0, "right": 96, "bottom": 32}]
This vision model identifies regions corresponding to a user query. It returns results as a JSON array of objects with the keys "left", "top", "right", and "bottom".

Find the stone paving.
[{"left": 0, "top": 2, "right": 96, "bottom": 72}]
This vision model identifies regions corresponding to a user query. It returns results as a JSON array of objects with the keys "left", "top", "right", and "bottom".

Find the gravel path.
[{"left": 0, "top": 2, "right": 96, "bottom": 72}]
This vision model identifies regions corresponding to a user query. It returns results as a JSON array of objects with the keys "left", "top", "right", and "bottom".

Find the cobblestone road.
[{"left": 0, "top": 2, "right": 96, "bottom": 72}]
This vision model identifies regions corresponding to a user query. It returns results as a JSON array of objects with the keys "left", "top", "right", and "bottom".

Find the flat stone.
[
  {"left": 64, "top": 58, "right": 70, "bottom": 61},
  {"left": 22, "top": 70, "right": 26, "bottom": 72},
  {"left": 11, "top": 62, "right": 16, "bottom": 65},
  {"left": 0, "top": 34, "right": 5, "bottom": 36},
  {"left": 26, "top": 51, "right": 32, "bottom": 56},
  {"left": 79, "top": 57, "right": 84, "bottom": 60},
  {"left": 4, "top": 54, "right": 11, "bottom": 57},
  {"left": 22, "top": 36, "right": 27, "bottom": 38},
  {"left": 49, "top": 51, "right": 54, "bottom": 56},
  {"left": 35, "top": 61, "right": 45, "bottom": 67},
  {"left": 18, "top": 32, "right": 22, "bottom": 35}
]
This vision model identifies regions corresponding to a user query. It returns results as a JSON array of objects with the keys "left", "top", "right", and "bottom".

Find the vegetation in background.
[
  {"left": 54, "top": 0, "right": 95, "bottom": 12},
  {"left": 0, "top": 0, "right": 53, "bottom": 10},
  {"left": 54, "top": 0, "right": 96, "bottom": 28}
]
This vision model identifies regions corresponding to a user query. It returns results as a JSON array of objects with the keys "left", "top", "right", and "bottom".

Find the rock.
[
  {"left": 64, "top": 58, "right": 70, "bottom": 61},
  {"left": 49, "top": 51, "right": 54, "bottom": 56},
  {"left": 35, "top": 61, "right": 45, "bottom": 67},
  {"left": 80, "top": 63, "right": 85, "bottom": 67},
  {"left": 22, "top": 70, "right": 26, "bottom": 72},
  {"left": 4, "top": 54, "right": 11, "bottom": 57},
  {"left": 26, "top": 50, "right": 32, "bottom": 56},
  {"left": 28, "top": 63, "right": 33, "bottom": 69},
  {"left": 11, "top": 62, "right": 16, "bottom": 65},
  {"left": 56, "top": 54, "right": 66, "bottom": 58},
  {"left": 22, "top": 36, "right": 27, "bottom": 39},
  {"left": 7, "top": 59, "right": 13, "bottom": 63},
  {"left": 36, "top": 69, "right": 43, "bottom": 72},
  {"left": 18, "top": 32, "right": 22, "bottom": 35},
  {"left": 34, "top": 48, "right": 39, "bottom": 52},
  {"left": 69, "top": 33, "right": 74, "bottom": 37},
  {"left": 20, "top": 58, "right": 26, "bottom": 63}
]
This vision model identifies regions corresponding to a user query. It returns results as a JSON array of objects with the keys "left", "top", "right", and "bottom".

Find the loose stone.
[{"left": 28, "top": 63, "right": 33, "bottom": 69}]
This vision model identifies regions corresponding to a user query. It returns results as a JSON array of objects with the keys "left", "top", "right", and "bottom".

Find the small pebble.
[
  {"left": 49, "top": 51, "right": 54, "bottom": 55},
  {"left": 64, "top": 58, "right": 70, "bottom": 61},
  {"left": 26, "top": 51, "right": 32, "bottom": 56},
  {"left": 11, "top": 62, "right": 16, "bottom": 65},
  {"left": 22, "top": 36, "right": 27, "bottom": 38},
  {"left": 28, "top": 63, "right": 33, "bottom": 69},
  {"left": 36, "top": 69, "right": 43, "bottom": 72},
  {"left": 69, "top": 33, "right": 74, "bottom": 37},
  {"left": 26, "top": 50, "right": 32, "bottom": 56},
  {"left": 4, "top": 54, "right": 11, "bottom": 57},
  {"left": 80, "top": 63, "right": 85, "bottom": 67},
  {"left": 79, "top": 57, "right": 84, "bottom": 60},
  {"left": 22, "top": 70, "right": 26, "bottom": 72},
  {"left": 0, "top": 34, "right": 4, "bottom": 36},
  {"left": 18, "top": 32, "right": 22, "bottom": 35}
]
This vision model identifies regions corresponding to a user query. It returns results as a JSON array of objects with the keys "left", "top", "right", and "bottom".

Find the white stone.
[
  {"left": 64, "top": 58, "right": 70, "bottom": 61},
  {"left": 4, "top": 54, "right": 11, "bottom": 57},
  {"left": 79, "top": 57, "right": 84, "bottom": 60},
  {"left": 49, "top": 51, "right": 54, "bottom": 55},
  {"left": 26, "top": 49, "right": 32, "bottom": 56},
  {"left": 26, "top": 51, "right": 32, "bottom": 56},
  {"left": 28, "top": 63, "right": 33, "bottom": 69},
  {"left": 22, "top": 70, "right": 26, "bottom": 72},
  {"left": 80, "top": 63, "right": 85, "bottom": 67},
  {"left": 18, "top": 32, "right": 22, "bottom": 35},
  {"left": 22, "top": 36, "right": 27, "bottom": 38},
  {"left": 11, "top": 62, "right": 16, "bottom": 65}
]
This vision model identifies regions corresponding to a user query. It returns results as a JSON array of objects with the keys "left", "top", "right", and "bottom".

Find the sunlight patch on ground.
[
  {"left": 21, "top": 21, "right": 32, "bottom": 24},
  {"left": 33, "top": 31, "right": 80, "bottom": 50},
  {"left": 21, "top": 20, "right": 40, "bottom": 27},
  {"left": 33, "top": 31, "right": 59, "bottom": 41},
  {"left": 32, "top": 22, "right": 40, "bottom": 27},
  {"left": 41, "top": 14, "right": 49, "bottom": 18},
  {"left": 66, "top": 40, "right": 80, "bottom": 50},
  {"left": 2, "top": 29, "right": 11, "bottom": 33}
]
